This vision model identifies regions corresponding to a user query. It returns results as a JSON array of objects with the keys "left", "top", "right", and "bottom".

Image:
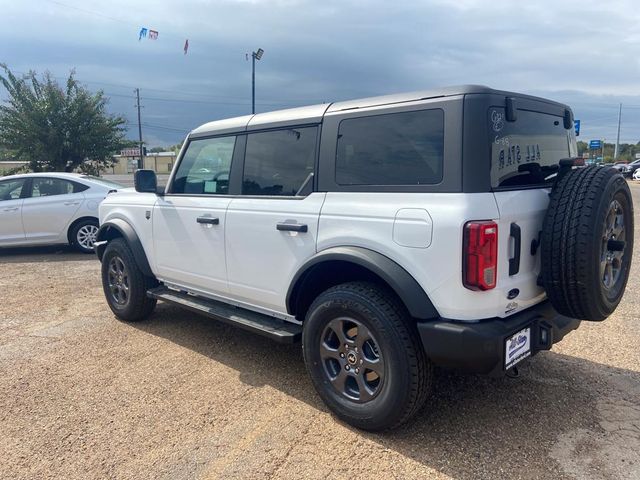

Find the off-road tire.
[
  {"left": 71, "top": 218, "right": 99, "bottom": 254},
  {"left": 541, "top": 166, "right": 633, "bottom": 321},
  {"left": 101, "top": 238, "right": 158, "bottom": 321},
  {"left": 302, "top": 281, "right": 432, "bottom": 431}
]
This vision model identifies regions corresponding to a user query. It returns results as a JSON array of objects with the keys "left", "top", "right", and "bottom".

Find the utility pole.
[
  {"left": 614, "top": 103, "right": 622, "bottom": 160},
  {"left": 135, "top": 88, "right": 144, "bottom": 170}
]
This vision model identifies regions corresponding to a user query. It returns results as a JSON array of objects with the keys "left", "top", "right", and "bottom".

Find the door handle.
[
  {"left": 509, "top": 223, "right": 521, "bottom": 276},
  {"left": 64, "top": 201, "right": 80, "bottom": 206},
  {"left": 196, "top": 216, "right": 219, "bottom": 225},
  {"left": 276, "top": 223, "right": 308, "bottom": 233},
  {"left": 2, "top": 207, "right": 19, "bottom": 212}
]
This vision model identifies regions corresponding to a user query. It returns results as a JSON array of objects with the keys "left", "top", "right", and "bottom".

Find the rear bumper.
[{"left": 416, "top": 301, "right": 580, "bottom": 376}]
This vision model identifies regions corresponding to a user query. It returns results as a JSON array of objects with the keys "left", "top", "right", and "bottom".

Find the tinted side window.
[
  {"left": 243, "top": 127, "right": 317, "bottom": 196},
  {"left": 31, "top": 178, "right": 75, "bottom": 197},
  {"left": 172, "top": 136, "right": 236, "bottom": 194},
  {"left": 0, "top": 179, "right": 26, "bottom": 201},
  {"left": 336, "top": 109, "right": 444, "bottom": 185}
]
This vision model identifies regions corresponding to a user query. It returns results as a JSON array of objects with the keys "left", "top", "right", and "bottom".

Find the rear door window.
[
  {"left": 335, "top": 109, "right": 444, "bottom": 185},
  {"left": 31, "top": 178, "right": 76, "bottom": 197},
  {"left": 242, "top": 127, "right": 317, "bottom": 196},
  {"left": 489, "top": 108, "right": 577, "bottom": 188}
]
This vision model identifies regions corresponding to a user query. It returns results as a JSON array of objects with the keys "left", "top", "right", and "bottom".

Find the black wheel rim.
[
  {"left": 600, "top": 198, "right": 626, "bottom": 293},
  {"left": 107, "top": 256, "right": 130, "bottom": 306},
  {"left": 319, "top": 317, "right": 385, "bottom": 403}
]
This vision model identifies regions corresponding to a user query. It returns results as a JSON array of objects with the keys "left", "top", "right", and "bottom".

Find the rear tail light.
[{"left": 463, "top": 221, "right": 498, "bottom": 290}]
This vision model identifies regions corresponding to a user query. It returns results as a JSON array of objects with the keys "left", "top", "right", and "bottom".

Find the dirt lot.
[{"left": 1, "top": 185, "right": 639, "bottom": 480}]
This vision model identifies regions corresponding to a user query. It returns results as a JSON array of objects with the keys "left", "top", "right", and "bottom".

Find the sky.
[{"left": 1, "top": 0, "right": 640, "bottom": 147}]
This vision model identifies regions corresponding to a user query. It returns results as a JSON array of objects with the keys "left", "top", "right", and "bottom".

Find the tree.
[{"left": 0, "top": 65, "right": 128, "bottom": 172}]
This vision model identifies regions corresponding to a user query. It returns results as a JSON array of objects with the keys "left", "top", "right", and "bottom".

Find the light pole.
[{"left": 251, "top": 48, "right": 264, "bottom": 114}]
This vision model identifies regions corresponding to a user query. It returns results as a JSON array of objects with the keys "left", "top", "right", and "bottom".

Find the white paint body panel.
[
  {"left": 99, "top": 190, "right": 157, "bottom": 260},
  {"left": 153, "top": 195, "right": 231, "bottom": 294},
  {"left": 100, "top": 186, "right": 550, "bottom": 322},
  {"left": 318, "top": 192, "right": 499, "bottom": 320},
  {"left": 21, "top": 192, "right": 84, "bottom": 243},
  {"left": 0, "top": 198, "right": 25, "bottom": 244},
  {"left": 225, "top": 193, "right": 326, "bottom": 312}
]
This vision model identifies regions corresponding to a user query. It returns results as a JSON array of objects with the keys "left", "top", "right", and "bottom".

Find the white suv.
[{"left": 95, "top": 86, "right": 634, "bottom": 430}]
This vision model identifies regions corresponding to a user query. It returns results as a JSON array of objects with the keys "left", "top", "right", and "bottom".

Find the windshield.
[
  {"left": 81, "top": 175, "right": 124, "bottom": 188},
  {"left": 489, "top": 108, "right": 577, "bottom": 189}
]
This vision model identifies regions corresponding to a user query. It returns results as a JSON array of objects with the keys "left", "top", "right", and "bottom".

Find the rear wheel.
[
  {"left": 302, "top": 281, "right": 432, "bottom": 431},
  {"left": 71, "top": 219, "right": 99, "bottom": 253},
  {"left": 101, "top": 238, "right": 157, "bottom": 321}
]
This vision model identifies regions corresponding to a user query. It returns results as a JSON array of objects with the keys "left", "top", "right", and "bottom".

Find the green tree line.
[
  {"left": 0, "top": 65, "right": 131, "bottom": 174},
  {"left": 577, "top": 140, "right": 640, "bottom": 163}
]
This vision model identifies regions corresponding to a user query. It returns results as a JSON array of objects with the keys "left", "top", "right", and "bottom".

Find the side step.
[{"left": 147, "top": 286, "right": 301, "bottom": 344}]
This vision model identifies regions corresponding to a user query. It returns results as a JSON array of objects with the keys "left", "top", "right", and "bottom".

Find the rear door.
[
  {"left": 21, "top": 177, "right": 85, "bottom": 243},
  {"left": 489, "top": 105, "right": 578, "bottom": 313},
  {"left": 0, "top": 178, "right": 27, "bottom": 245},
  {"left": 224, "top": 126, "right": 323, "bottom": 314},
  {"left": 153, "top": 135, "right": 237, "bottom": 295}
]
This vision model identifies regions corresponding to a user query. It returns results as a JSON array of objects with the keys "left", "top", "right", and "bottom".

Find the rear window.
[
  {"left": 336, "top": 109, "right": 444, "bottom": 185},
  {"left": 490, "top": 108, "right": 577, "bottom": 189},
  {"left": 81, "top": 176, "right": 124, "bottom": 189}
]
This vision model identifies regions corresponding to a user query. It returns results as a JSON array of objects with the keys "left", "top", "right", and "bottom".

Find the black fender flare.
[
  {"left": 95, "top": 218, "right": 154, "bottom": 278},
  {"left": 286, "top": 246, "right": 439, "bottom": 320}
]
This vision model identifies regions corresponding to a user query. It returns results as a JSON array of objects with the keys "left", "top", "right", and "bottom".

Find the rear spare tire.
[{"left": 541, "top": 166, "right": 633, "bottom": 321}]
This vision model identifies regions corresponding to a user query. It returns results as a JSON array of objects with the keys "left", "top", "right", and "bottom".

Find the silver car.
[{"left": 0, "top": 173, "right": 123, "bottom": 253}]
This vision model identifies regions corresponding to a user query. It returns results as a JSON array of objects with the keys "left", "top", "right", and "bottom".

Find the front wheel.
[
  {"left": 101, "top": 238, "right": 157, "bottom": 321},
  {"left": 302, "top": 281, "right": 432, "bottom": 431}
]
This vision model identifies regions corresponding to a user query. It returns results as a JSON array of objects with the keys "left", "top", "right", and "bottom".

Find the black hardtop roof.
[
  {"left": 327, "top": 84, "right": 569, "bottom": 112},
  {"left": 190, "top": 85, "right": 570, "bottom": 137}
]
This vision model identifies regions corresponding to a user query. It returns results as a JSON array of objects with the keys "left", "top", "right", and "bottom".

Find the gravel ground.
[{"left": 1, "top": 185, "right": 639, "bottom": 480}]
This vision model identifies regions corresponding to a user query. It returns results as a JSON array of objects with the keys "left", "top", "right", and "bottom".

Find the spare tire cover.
[{"left": 541, "top": 166, "right": 634, "bottom": 321}]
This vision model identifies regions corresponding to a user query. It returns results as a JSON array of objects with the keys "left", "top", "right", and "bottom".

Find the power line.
[{"left": 45, "top": 0, "right": 137, "bottom": 27}]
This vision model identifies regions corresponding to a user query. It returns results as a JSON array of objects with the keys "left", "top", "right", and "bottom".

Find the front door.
[
  {"left": 225, "top": 126, "right": 322, "bottom": 314},
  {"left": 153, "top": 135, "right": 237, "bottom": 295},
  {"left": 0, "top": 178, "right": 27, "bottom": 245}
]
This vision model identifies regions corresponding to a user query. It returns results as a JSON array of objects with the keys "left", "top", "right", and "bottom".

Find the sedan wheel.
[
  {"left": 71, "top": 219, "right": 99, "bottom": 253},
  {"left": 77, "top": 224, "right": 99, "bottom": 250}
]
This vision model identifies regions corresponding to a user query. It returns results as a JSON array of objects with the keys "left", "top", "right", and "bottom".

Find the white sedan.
[{"left": 0, "top": 173, "right": 123, "bottom": 253}]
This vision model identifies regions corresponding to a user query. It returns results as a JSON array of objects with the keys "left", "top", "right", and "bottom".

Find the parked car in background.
[
  {"left": 622, "top": 159, "right": 640, "bottom": 177},
  {"left": 633, "top": 168, "right": 640, "bottom": 181},
  {"left": 0, "top": 173, "right": 123, "bottom": 253},
  {"left": 611, "top": 161, "right": 629, "bottom": 172}
]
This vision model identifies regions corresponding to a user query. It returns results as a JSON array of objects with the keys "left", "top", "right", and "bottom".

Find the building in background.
[{"left": 108, "top": 151, "right": 177, "bottom": 175}]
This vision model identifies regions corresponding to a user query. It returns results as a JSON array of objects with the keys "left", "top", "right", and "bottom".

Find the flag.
[
  {"left": 139, "top": 27, "right": 148, "bottom": 41},
  {"left": 149, "top": 30, "right": 159, "bottom": 40},
  {"left": 184, "top": 39, "right": 189, "bottom": 55}
]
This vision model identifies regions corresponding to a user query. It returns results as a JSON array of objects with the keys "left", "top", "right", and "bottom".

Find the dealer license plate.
[{"left": 505, "top": 327, "right": 531, "bottom": 369}]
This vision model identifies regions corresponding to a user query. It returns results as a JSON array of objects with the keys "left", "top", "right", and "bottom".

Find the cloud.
[{"left": 1, "top": 0, "right": 639, "bottom": 145}]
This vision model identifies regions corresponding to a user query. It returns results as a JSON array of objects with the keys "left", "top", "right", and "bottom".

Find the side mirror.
[{"left": 134, "top": 169, "right": 157, "bottom": 193}]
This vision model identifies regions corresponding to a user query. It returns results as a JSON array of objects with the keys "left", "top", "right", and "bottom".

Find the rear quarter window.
[{"left": 335, "top": 109, "right": 444, "bottom": 185}]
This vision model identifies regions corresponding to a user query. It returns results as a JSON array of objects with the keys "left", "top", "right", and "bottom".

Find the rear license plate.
[{"left": 505, "top": 327, "right": 531, "bottom": 369}]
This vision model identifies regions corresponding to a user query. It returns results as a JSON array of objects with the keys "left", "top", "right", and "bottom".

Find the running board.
[{"left": 147, "top": 286, "right": 301, "bottom": 343}]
